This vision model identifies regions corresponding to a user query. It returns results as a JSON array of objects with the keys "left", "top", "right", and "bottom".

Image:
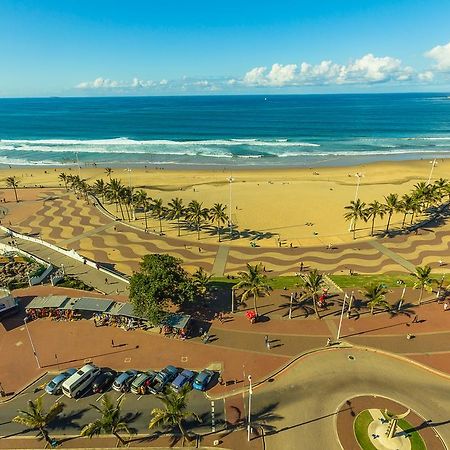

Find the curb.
[{"left": 0, "top": 371, "right": 48, "bottom": 404}]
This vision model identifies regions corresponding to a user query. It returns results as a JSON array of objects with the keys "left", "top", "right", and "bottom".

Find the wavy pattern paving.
[{"left": 11, "top": 191, "right": 450, "bottom": 277}]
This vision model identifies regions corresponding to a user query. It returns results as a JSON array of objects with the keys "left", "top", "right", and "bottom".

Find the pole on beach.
[
  {"left": 247, "top": 375, "right": 252, "bottom": 442},
  {"left": 289, "top": 292, "right": 293, "bottom": 319},
  {"left": 24, "top": 317, "right": 41, "bottom": 369},
  {"left": 426, "top": 159, "right": 437, "bottom": 185},
  {"left": 398, "top": 285, "right": 406, "bottom": 311},
  {"left": 228, "top": 175, "right": 234, "bottom": 240},
  {"left": 349, "top": 173, "right": 363, "bottom": 232}
]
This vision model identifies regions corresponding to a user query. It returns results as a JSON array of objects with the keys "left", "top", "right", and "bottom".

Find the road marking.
[
  {"left": 137, "top": 395, "right": 143, "bottom": 401},
  {"left": 15, "top": 341, "right": 23, "bottom": 347},
  {"left": 56, "top": 394, "right": 64, "bottom": 403},
  {"left": 96, "top": 393, "right": 106, "bottom": 402},
  {"left": 116, "top": 393, "right": 125, "bottom": 402},
  {"left": 211, "top": 400, "right": 216, "bottom": 432},
  {"left": 124, "top": 357, "right": 131, "bottom": 363}
]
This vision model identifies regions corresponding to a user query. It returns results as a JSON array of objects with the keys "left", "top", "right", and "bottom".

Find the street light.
[
  {"left": 289, "top": 292, "right": 294, "bottom": 319},
  {"left": 398, "top": 285, "right": 406, "bottom": 311},
  {"left": 348, "top": 173, "right": 363, "bottom": 232},
  {"left": 24, "top": 317, "right": 41, "bottom": 369},
  {"left": 228, "top": 175, "right": 234, "bottom": 240},
  {"left": 426, "top": 159, "right": 437, "bottom": 185},
  {"left": 247, "top": 375, "right": 253, "bottom": 442}
]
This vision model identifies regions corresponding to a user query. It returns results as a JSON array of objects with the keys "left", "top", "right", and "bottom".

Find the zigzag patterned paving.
[{"left": 8, "top": 191, "right": 450, "bottom": 276}]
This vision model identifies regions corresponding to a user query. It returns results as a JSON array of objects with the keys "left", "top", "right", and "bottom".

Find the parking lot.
[{"left": 0, "top": 373, "right": 225, "bottom": 439}]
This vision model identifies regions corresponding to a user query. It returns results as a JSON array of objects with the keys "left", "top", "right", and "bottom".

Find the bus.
[{"left": 61, "top": 364, "right": 100, "bottom": 398}]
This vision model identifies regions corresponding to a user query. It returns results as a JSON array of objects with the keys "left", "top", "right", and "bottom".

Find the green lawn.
[
  {"left": 212, "top": 273, "right": 449, "bottom": 291},
  {"left": 354, "top": 410, "right": 378, "bottom": 450},
  {"left": 354, "top": 409, "right": 427, "bottom": 450}
]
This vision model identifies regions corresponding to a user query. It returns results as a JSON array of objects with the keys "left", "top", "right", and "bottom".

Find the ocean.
[{"left": 0, "top": 93, "right": 449, "bottom": 168}]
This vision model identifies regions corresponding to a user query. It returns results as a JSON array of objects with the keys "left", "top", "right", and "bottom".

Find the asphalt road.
[
  {"left": 0, "top": 374, "right": 224, "bottom": 439},
  {"left": 246, "top": 348, "right": 450, "bottom": 450}
]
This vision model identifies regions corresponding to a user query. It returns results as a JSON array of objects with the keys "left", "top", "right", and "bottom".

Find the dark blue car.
[{"left": 171, "top": 369, "right": 195, "bottom": 392}]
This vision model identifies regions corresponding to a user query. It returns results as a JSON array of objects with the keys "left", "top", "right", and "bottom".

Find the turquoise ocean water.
[{"left": 0, "top": 93, "right": 449, "bottom": 168}]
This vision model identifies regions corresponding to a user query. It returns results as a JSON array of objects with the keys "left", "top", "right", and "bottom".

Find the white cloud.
[
  {"left": 418, "top": 71, "right": 434, "bottom": 82},
  {"left": 242, "top": 53, "right": 418, "bottom": 87},
  {"left": 76, "top": 77, "right": 163, "bottom": 89},
  {"left": 425, "top": 42, "right": 450, "bottom": 70}
]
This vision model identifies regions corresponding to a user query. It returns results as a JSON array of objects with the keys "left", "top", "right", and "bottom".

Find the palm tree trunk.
[
  {"left": 13, "top": 187, "right": 18, "bottom": 202},
  {"left": 419, "top": 287, "right": 424, "bottom": 305},
  {"left": 352, "top": 219, "right": 357, "bottom": 240},
  {"left": 402, "top": 213, "right": 407, "bottom": 228},
  {"left": 178, "top": 420, "right": 190, "bottom": 441},
  {"left": 386, "top": 212, "right": 392, "bottom": 232},
  {"left": 177, "top": 217, "right": 181, "bottom": 236},
  {"left": 371, "top": 216, "right": 375, "bottom": 236},
  {"left": 410, "top": 211, "right": 415, "bottom": 225},
  {"left": 159, "top": 216, "right": 163, "bottom": 234},
  {"left": 313, "top": 294, "right": 321, "bottom": 319},
  {"left": 217, "top": 220, "right": 221, "bottom": 242},
  {"left": 197, "top": 221, "right": 200, "bottom": 240},
  {"left": 118, "top": 201, "right": 125, "bottom": 220},
  {"left": 253, "top": 292, "right": 258, "bottom": 316},
  {"left": 113, "top": 431, "right": 126, "bottom": 445},
  {"left": 371, "top": 305, "right": 374, "bottom": 315},
  {"left": 40, "top": 427, "right": 52, "bottom": 446},
  {"left": 144, "top": 209, "right": 148, "bottom": 230}
]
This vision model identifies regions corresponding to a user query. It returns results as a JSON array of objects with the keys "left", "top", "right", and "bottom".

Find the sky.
[{"left": 0, "top": 0, "right": 450, "bottom": 96}]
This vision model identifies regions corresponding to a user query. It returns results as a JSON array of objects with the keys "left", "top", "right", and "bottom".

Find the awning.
[{"left": 26, "top": 295, "right": 69, "bottom": 310}]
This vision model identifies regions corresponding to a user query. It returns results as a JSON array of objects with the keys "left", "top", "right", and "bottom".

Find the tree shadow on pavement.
[
  {"left": 48, "top": 407, "right": 90, "bottom": 432},
  {"left": 233, "top": 402, "right": 283, "bottom": 435}
]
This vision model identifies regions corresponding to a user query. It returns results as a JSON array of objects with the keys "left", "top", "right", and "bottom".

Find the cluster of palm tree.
[
  {"left": 59, "top": 172, "right": 229, "bottom": 241},
  {"left": 344, "top": 178, "right": 450, "bottom": 238},
  {"left": 12, "top": 385, "right": 199, "bottom": 446}
]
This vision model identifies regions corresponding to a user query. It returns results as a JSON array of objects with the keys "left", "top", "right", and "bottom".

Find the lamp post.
[
  {"left": 24, "top": 317, "right": 41, "bottom": 369},
  {"left": 436, "top": 274, "right": 445, "bottom": 299},
  {"left": 336, "top": 293, "right": 348, "bottom": 342},
  {"left": 228, "top": 175, "right": 234, "bottom": 240},
  {"left": 349, "top": 173, "right": 363, "bottom": 231},
  {"left": 398, "top": 285, "right": 406, "bottom": 311},
  {"left": 426, "top": 159, "right": 437, "bottom": 185},
  {"left": 289, "top": 292, "right": 294, "bottom": 319},
  {"left": 247, "top": 375, "right": 253, "bottom": 442}
]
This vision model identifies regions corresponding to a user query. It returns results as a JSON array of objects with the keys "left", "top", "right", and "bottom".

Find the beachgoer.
[
  {"left": 444, "top": 302, "right": 449, "bottom": 311},
  {"left": 111, "top": 339, "right": 115, "bottom": 347},
  {"left": 326, "top": 338, "right": 331, "bottom": 346}
]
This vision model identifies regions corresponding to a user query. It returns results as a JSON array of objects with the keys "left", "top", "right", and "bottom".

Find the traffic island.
[{"left": 336, "top": 396, "right": 445, "bottom": 450}]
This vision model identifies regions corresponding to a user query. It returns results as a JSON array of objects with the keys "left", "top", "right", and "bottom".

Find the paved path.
[
  {"left": 369, "top": 240, "right": 416, "bottom": 272},
  {"left": 212, "top": 244, "right": 230, "bottom": 276},
  {"left": 0, "top": 235, "right": 128, "bottom": 296}
]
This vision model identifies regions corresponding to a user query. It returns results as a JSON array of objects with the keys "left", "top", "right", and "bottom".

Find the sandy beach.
[{"left": 0, "top": 159, "right": 447, "bottom": 247}]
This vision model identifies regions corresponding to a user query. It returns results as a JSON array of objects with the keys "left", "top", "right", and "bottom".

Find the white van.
[{"left": 61, "top": 364, "right": 100, "bottom": 398}]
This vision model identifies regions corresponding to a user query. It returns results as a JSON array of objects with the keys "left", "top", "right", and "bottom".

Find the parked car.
[
  {"left": 113, "top": 370, "right": 139, "bottom": 392},
  {"left": 45, "top": 368, "right": 77, "bottom": 395},
  {"left": 193, "top": 369, "right": 215, "bottom": 391},
  {"left": 171, "top": 369, "right": 195, "bottom": 392},
  {"left": 92, "top": 369, "right": 117, "bottom": 394},
  {"left": 149, "top": 365, "right": 179, "bottom": 394},
  {"left": 131, "top": 370, "right": 157, "bottom": 395}
]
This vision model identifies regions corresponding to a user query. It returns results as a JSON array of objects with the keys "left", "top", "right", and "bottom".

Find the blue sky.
[{"left": 1, "top": 0, "right": 450, "bottom": 96}]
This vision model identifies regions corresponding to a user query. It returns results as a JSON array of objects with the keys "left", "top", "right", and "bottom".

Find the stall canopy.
[
  {"left": 164, "top": 314, "right": 191, "bottom": 330},
  {"left": 71, "top": 297, "right": 114, "bottom": 312},
  {"left": 26, "top": 295, "right": 69, "bottom": 310}
]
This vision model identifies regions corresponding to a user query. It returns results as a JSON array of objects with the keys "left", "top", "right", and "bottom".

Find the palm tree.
[
  {"left": 105, "top": 167, "right": 113, "bottom": 179},
  {"left": 192, "top": 267, "right": 212, "bottom": 296},
  {"left": 149, "top": 386, "right": 199, "bottom": 442},
  {"left": 384, "top": 193, "right": 399, "bottom": 233},
  {"left": 12, "top": 396, "right": 64, "bottom": 446},
  {"left": 298, "top": 269, "right": 324, "bottom": 319},
  {"left": 93, "top": 179, "right": 106, "bottom": 203},
  {"left": 186, "top": 200, "right": 210, "bottom": 240},
  {"left": 363, "top": 283, "right": 389, "bottom": 315},
  {"left": 366, "top": 200, "right": 385, "bottom": 236},
  {"left": 6, "top": 176, "right": 19, "bottom": 202},
  {"left": 135, "top": 190, "right": 151, "bottom": 229},
  {"left": 209, "top": 203, "right": 228, "bottom": 242},
  {"left": 80, "top": 394, "right": 131, "bottom": 445},
  {"left": 58, "top": 172, "right": 68, "bottom": 190},
  {"left": 151, "top": 198, "right": 166, "bottom": 234},
  {"left": 235, "top": 263, "right": 272, "bottom": 316},
  {"left": 343, "top": 199, "right": 367, "bottom": 239},
  {"left": 400, "top": 194, "right": 415, "bottom": 229},
  {"left": 167, "top": 197, "right": 185, "bottom": 237},
  {"left": 106, "top": 178, "right": 125, "bottom": 220},
  {"left": 433, "top": 178, "right": 448, "bottom": 202},
  {"left": 411, "top": 265, "right": 434, "bottom": 305}
]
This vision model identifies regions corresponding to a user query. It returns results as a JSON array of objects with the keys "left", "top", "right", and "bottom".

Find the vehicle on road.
[
  {"left": 45, "top": 368, "right": 77, "bottom": 395},
  {"left": 131, "top": 370, "right": 157, "bottom": 395},
  {"left": 193, "top": 369, "right": 215, "bottom": 391},
  {"left": 171, "top": 369, "right": 195, "bottom": 392},
  {"left": 62, "top": 364, "right": 100, "bottom": 398},
  {"left": 149, "top": 365, "right": 179, "bottom": 394},
  {"left": 113, "top": 370, "right": 139, "bottom": 392},
  {"left": 92, "top": 369, "right": 117, "bottom": 394}
]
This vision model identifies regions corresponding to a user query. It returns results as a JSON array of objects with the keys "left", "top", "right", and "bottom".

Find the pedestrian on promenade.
[
  {"left": 264, "top": 335, "right": 269, "bottom": 346},
  {"left": 111, "top": 339, "right": 115, "bottom": 348},
  {"left": 326, "top": 337, "right": 331, "bottom": 346},
  {"left": 444, "top": 302, "right": 449, "bottom": 311},
  {"left": 299, "top": 262, "right": 303, "bottom": 272},
  {"left": 105, "top": 278, "right": 108, "bottom": 285},
  {"left": 412, "top": 315, "right": 418, "bottom": 323},
  {"left": 266, "top": 340, "right": 271, "bottom": 350}
]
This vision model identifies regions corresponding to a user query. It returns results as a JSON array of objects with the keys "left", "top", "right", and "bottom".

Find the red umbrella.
[{"left": 246, "top": 310, "right": 257, "bottom": 320}]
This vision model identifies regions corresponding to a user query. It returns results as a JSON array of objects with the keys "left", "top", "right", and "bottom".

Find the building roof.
[
  {"left": 70, "top": 297, "right": 114, "bottom": 312},
  {"left": 164, "top": 313, "right": 191, "bottom": 329},
  {"left": 26, "top": 295, "right": 69, "bottom": 309},
  {"left": 117, "top": 302, "right": 142, "bottom": 319}
]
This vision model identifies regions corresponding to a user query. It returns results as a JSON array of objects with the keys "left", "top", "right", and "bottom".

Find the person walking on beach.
[
  {"left": 111, "top": 339, "right": 115, "bottom": 348},
  {"left": 326, "top": 337, "right": 331, "bottom": 346}
]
